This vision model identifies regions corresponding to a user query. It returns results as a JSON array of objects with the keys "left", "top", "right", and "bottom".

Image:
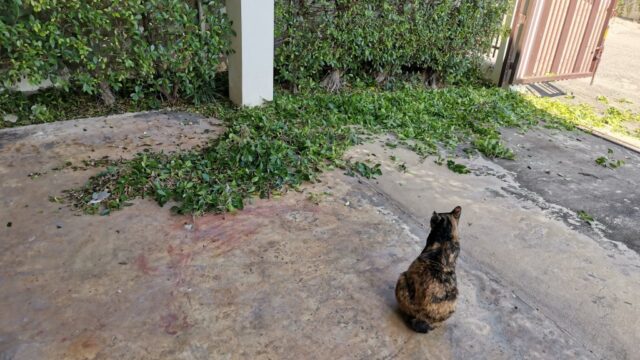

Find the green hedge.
[
  {"left": 0, "top": 0, "right": 231, "bottom": 104},
  {"left": 2, "top": 0, "right": 509, "bottom": 108},
  {"left": 275, "top": 0, "right": 509, "bottom": 88}
]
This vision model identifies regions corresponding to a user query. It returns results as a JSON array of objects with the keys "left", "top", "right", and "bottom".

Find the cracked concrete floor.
[{"left": 1, "top": 112, "right": 639, "bottom": 359}]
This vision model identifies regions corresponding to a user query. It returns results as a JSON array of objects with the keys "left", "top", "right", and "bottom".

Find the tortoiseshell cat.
[{"left": 395, "top": 206, "right": 462, "bottom": 333}]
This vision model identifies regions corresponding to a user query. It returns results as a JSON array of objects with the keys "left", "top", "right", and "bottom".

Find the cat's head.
[{"left": 429, "top": 206, "right": 462, "bottom": 240}]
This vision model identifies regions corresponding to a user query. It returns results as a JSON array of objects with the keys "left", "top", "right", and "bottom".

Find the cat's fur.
[{"left": 395, "top": 206, "right": 462, "bottom": 333}]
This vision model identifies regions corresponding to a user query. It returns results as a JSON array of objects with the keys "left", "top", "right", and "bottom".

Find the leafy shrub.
[
  {"left": 275, "top": 0, "right": 509, "bottom": 88},
  {"left": 0, "top": 0, "right": 231, "bottom": 104}
]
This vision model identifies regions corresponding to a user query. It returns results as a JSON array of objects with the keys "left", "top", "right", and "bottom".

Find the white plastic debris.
[
  {"left": 3, "top": 114, "right": 18, "bottom": 123},
  {"left": 88, "top": 191, "right": 110, "bottom": 205}
]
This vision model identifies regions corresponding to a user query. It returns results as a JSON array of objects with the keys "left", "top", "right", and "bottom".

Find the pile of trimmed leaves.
[{"left": 66, "top": 86, "right": 555, "bottom": 215}]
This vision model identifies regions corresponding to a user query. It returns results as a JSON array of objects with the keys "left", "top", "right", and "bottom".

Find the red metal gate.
[{"left": 500, "top": 0, "right": 617, "bottom": 86}]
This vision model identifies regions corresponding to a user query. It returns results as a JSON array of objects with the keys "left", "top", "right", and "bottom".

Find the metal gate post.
[
  {"left": 590, "top": 0, "right": 618, "bottom": 84},
  {"left": 499, "top": 0, "right": 530, "bottom": 87}
]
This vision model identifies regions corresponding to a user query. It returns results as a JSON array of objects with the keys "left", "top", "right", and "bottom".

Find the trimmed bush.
[
  {"left": 275, "top": 0, "right": 509, "bottom": 88},
  {"left": 0, "top": 0, "right": 231, "bottom": 104},
  {"left": 2, "top": 0, "right": 510, "bottom": 108}
]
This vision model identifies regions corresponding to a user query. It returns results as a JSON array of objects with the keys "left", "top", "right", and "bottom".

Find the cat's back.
[{"left": 406, "top": 250, "right": 456, "bottom": 287}]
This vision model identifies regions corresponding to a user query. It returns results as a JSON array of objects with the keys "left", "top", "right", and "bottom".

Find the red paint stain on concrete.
[
  {"left": 164, "top": 198, "right": 320, "bottom": 263},
  {"left": 65, "top": 335, "right": 101, "bottom": 360},
  {"left": 167, "top": 244, "right": 192, "bottom": 268},
  {"left": 190, "top": 200, "right": 319, "bottom": 256},
  {"left": 134, "top": 254, "right": 156, "bottom": 275},
  {"left": 160, "top": 312, "right": 190, "bottom": 335}
]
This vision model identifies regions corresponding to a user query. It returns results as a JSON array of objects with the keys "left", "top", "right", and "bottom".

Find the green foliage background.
[
  {"left": 1, "top": 0, "right": 510, "bottom": 107},
  {"left": 275, "top": 0, "right": 510, "bottom": 86},
  {"left": 1, "top": 0, "right": 231, "bottom": 104}
]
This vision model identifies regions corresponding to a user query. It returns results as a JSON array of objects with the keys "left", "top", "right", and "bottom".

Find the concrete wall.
[
  {"left": 227, "top": 0, "right": 274, "bottom": 107},
  {"left": 618, "top": 0, "right": 640, "bottom": 21}
]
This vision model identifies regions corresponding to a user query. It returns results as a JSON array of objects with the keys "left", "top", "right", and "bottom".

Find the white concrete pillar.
[{"left": 227, "top": 0, "right": 274, "bottom": 107}]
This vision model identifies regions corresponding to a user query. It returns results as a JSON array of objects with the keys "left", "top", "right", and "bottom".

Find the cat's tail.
[
  {"left": 410, "top": 318, "right": 433, "bottom": 333},
  {"left": 397, "top": 274, "right": 433, "bottom": 333}
]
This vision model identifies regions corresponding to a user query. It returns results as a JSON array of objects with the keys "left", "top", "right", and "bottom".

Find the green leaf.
[
  {"left": 577, "top": 210, "right": 594, "bottom": 224},
  {"left": 446, "top": 160, "right": 470, "bottom": 174}
]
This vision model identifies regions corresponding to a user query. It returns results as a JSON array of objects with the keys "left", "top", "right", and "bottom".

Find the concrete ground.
[
  {"left": 1, "top": 112, "right": 640, "bottom": 359},
  {"left": 556, "top": 18, "right": 640, "bottom": 112},
  {"left": 496, "top": 127, "right": 640, "bottom": 254}
]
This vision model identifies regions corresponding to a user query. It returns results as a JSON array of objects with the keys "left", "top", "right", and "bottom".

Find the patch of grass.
[
  {"left": 596, "top": 95, "right": 609, "bottom": 104},
  {"left": 62, "top": 85, "right": 558, "bottom": 214},
  {"left": 526, "top": 95, "right": 640, "bottom": 139}
]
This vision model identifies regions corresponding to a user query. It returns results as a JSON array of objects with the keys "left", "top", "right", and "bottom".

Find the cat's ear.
[
  {"left": 430, "top": 211, "right": 441, "bottom": 227},
  {"left": 451, "top": 206, "right": 462, "bottom": 220}
]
